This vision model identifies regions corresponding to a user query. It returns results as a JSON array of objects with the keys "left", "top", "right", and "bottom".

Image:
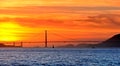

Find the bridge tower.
[
  {"left": 45, "top": 30, "right": 48, "bottom": 48},
  {"left": 20, "top": 42, "right": 23, "bottom": 47}
]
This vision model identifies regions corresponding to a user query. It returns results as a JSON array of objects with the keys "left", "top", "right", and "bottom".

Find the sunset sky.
[{"left": 0, "top": 0, "right": 120, "bottom": 47}]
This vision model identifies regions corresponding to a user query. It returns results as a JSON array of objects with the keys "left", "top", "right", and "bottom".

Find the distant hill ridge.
[
  {"left": 57, "top": 34, "right": 120, "bottom": 48},
  {"left": 97, "top": 34, "right": 120, "bottom": 47}
]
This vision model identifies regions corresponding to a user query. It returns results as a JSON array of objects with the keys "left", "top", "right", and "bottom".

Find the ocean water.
[{"left": 0, "top": 48, "right": 119, "bottom": 66}]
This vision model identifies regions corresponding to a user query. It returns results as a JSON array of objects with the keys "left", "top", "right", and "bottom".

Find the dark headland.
[
  {"left": 96, "top": 34, "right": 120, "bottom": 47},
  {"left": 58, "top": 34, "right": 120, "bottom": 48},
  {"left": 0, "top": 43, "right": 22, "bottom": 48}
]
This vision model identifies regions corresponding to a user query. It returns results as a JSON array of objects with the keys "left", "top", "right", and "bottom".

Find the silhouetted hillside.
[
  {"left": 0, "top": 43, "right": 22, "bottom": 47},
  {"left": 57, "top": 44, "right": 75, "bottom": 48},
  {"left": 97, "top": 34, "right": 120, "bottom": 47},
  {"left": 57, "top": 44, "right": 95, "bottom": 48},
  {"left": 75, "top": 44, "right": 95, "bottom": 48},
  {"left": 57, "top": 34, "right": 120, "bottom": 48},
  {"left": 0, "top": 43, "right": 5, "bottom": 47}
]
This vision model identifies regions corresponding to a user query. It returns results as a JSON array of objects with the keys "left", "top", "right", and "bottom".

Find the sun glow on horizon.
[{"left": 0, "top": 22, "right": 22, "bottom": 41}]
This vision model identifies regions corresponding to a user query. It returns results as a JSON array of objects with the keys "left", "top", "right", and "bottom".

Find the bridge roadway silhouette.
[
  {"left": 2, "top": 40, "right": 102, "bottom": 43},
  {"left": 2, "top": 41, "right": 102, "bottom": 44},
  {"left": 20, "top": 41, "right": 102, "bottom": 43},
  {"left": 3, "top": 40, "right": 103, "bottom": 45},
  {"left": 0, "top": 31, "right": 104, "bottom": 47}
]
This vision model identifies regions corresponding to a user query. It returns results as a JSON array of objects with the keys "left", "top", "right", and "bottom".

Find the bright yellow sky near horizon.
[{"left": 0, "top": 0, "right": 120, "bottom": 47}]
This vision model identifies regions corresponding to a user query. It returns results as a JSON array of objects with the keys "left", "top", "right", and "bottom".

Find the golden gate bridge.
[{"left": 0, "top": 30, "right": 103, "bottom": 48}]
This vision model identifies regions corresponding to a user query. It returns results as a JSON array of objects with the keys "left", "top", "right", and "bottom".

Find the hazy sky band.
[{"left": 0, "top": 0, "right": 120, "bottom": 7}]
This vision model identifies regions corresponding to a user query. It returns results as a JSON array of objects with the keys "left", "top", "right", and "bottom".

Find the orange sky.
[{"left": 0, "top": 0, "right": 120, "bottom": 47}]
